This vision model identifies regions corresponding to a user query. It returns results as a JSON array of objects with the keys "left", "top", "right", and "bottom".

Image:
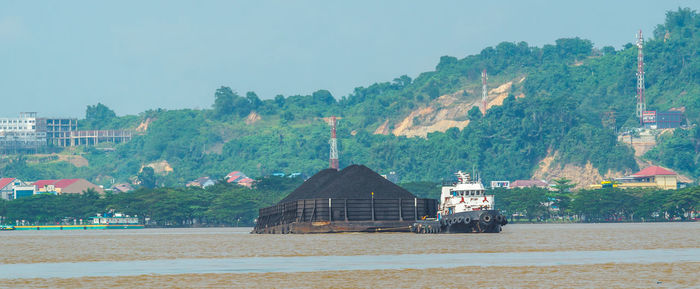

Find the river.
[{"left": 0, "top": 223, "right": 698, "bottom": 288}]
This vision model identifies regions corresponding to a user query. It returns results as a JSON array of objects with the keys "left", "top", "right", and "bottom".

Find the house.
[
  {"left": 33, "top": 179, "right": 105, "bottom": 195},
  {"left": 610, "top": 166, "right": 689, "bottom": 190},
  {"left": 237, "top": 177, "right": 254, "bottom": 188},
  {"left": 186, "top": 177, "right": 216, "bottom": 188},
  {"left": 510, "top": 180, "right": 549, "bottom": 189},
  {"left": 225, "top": 171, "right": 254, "bottom": 187},
  {"left": 111, "top": 183, "right": 134, "bottom": 193},
  {"left": 490, "top": 181, "right": 510, "bottom": 189},
  {"left": 225, "top": 171, "right": 247, "bottom": 183},
  {"left": 0, "top": 178, "right": 24, "bottom": 200}
]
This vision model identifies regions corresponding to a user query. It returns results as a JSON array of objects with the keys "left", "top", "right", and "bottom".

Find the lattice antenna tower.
[
  {"left": 481, "top": 69, "right": 488, "bottom": 114},
  {"left": 636, "top": 29, "right": 646, "bottom": 126},
  {"left": 329, "top": 116, "right": 339, "bottom": 169}
]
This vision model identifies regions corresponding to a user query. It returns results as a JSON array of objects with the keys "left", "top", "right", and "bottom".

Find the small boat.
[
  {"left": 13, "top": 212, "right": 144, "bottom": 230},
  {"left": 412, "top": 171, "right": 507, "bottom": 233},
  {"left": 0, "top": 225, "right": 15, "bottom": 231}
]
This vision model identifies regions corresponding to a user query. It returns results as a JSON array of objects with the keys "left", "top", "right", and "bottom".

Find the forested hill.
[{"left": 3, "top": 8, "right": 699, "bottom": 187}]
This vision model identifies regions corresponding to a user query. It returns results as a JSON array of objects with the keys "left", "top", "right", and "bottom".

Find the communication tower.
[
  {"left": 481, "top": 69, "right": 488, "bottom": 114},
  {"left": 636, "top": 30, "right": 646, "bottom": 126},
  {"left": 329, "top": 116, "right": 339, "bottom": 169}
]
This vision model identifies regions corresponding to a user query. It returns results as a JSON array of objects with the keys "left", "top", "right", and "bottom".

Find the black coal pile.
[
  {"left": 280, "top": 165, "right": 415, "bottom": 202},
  {"left": 280, "top": 168, "right": 340, "bottom": 202}
]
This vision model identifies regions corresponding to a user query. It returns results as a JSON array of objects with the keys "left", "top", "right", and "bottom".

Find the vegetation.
[
  {"left": 0, "top": 178, "right": 302, "bottom": 227},
  {"left": 493, "top": 185, "right": 700, "bottom": 222},
  {"left": 2, "top": 184, "right": 696, "bottom": 226}
]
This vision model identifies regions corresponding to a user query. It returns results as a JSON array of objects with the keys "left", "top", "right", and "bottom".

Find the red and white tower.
[
  {"left": 636, "top": 29, "right": 646, "bottom": 126},
  {"left": 329, "top": 116, "right": 339, "bottom": 169},
  {"left": 481, "top": 69, "right": 488, "bottom": 114}
]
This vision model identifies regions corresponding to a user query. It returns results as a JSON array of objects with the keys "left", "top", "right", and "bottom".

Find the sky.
[{"left": 1, "top": 1, "right": 698, "bottom": 118}]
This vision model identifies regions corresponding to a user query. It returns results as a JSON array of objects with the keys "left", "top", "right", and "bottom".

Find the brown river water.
[{"left": 0, "top": 223, "right": 698, "bottom": 288}]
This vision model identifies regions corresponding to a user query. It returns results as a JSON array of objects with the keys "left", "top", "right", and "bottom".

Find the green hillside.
[{"left": 2, "top": 8, "right": 699, "bottom": 186}]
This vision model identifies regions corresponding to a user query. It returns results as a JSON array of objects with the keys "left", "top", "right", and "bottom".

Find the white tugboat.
[{"left": 411, "top": 171, "right": 507, "bottom": 233}]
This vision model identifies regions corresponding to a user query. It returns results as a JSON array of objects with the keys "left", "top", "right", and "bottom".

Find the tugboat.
[{"left": 411, "top": 171, "right": 507, "bottom": 233}]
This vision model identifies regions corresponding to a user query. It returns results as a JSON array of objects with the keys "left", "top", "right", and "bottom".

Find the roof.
[
  {"left": 0, "top": 178, "right": 16, "bottom": 189},
  {"left": 226, "top": 171, "right": 246, "bottom": 179},
  {"left": 33, "top": 179, "right": 58, "bottom": 188},
  {"left": 53, "top": 179, "right": 80, "bottom": 188},
  {"left": 631, "top": 166, "right": 677, "bottom": 177},
  {"left": 227, "top": 175, "right": 245, "bottom": 183},
  {"left": 510, "top": 180, "right": 549, "bottom": 188},
  {"left": 112, "top": 183, "right": 134, "bottom": 192}
]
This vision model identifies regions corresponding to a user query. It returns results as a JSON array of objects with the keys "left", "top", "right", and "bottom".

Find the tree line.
[
  {"left": 491, "top": 186, "right": 699, "bottom": 222},
  {"left": 2, "top": 179, "right": 697, "bottom": 227},
  {"left": 0, "top": 177, "right": 301, "bottom": 227}
]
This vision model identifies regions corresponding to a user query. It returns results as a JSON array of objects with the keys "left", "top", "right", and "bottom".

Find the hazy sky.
[{"left": 1, "top": 1, "right": 698, "bottom": 118}]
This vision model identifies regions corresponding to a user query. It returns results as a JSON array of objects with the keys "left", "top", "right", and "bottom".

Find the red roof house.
[
  {"left": 631, "top": 166, "right": 677, "bottom": 177},
  {"left": 33, "top": 179, "right": 104, "bottom": 194},
  {"left": 0, "top": 178, "right": 16, "bottom": 190},
  {"left": 0, "top": 178, "right": 18, "bottom": 200}
]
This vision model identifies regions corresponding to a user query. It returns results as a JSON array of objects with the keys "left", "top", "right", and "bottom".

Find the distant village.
[
  {"left": 0, "top": 108, "right": 693, "bottom": 202},
  {"left": 493, "top": 165, "right": 690, "bottom": 191},
  {"left": 1, "top": 164, "right": 691, "bottom": 202}
]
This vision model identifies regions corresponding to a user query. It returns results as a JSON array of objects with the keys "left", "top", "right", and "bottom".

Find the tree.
[
  {"left": 468, "top": 106, "right": 483, "bottom": 121},
  {"left": 85, "top": 103, "right": 117, "bottom": 129},
  {"left": 552, "top": 178, "right": 575, "bottom": 194},
  {"left": 246, "top": 91, "right": 263, "bottom": 110},
  {"left": 274, "top": 94, "right": 286, "bottom": 108},
  {"left": 602, "top": 46, "right": 616, "bottom": 55},
  {"left": 312, "top": 90, "right": 336, "bottom": 105},
  {"left": 138, "top": 167, "right": 156, "bottom": 189},
  {"left": 213, "top": 86, "right": 236, "bottom": 117}
]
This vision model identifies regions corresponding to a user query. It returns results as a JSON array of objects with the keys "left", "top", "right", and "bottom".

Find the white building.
[{"left": 0, "top": 112, "right": 46, "bottom": 152}]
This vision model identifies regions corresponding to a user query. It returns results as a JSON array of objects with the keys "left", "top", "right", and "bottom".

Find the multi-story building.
[
  {"left": 1, "top": 112, "right": 131, "bottom": 150},
  {"left": 0, "top": 112, "right": 46, "bottom": 153},
  {"left": 36, "top": 117, "right": 78, "bottom": 146}
]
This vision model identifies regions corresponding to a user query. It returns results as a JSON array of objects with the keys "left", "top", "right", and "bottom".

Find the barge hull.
[
  {"left": 254, "top": 197, "right": 438, "bottom": 234},
  {"left": 255, "top": 220, "right": 415, "bottom": 234}
]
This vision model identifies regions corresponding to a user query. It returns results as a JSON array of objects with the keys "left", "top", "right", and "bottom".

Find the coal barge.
[
  {"left": 411, "top": 171, "right": 507, "bottom": 233},
  {"left": 253, "top": 165, "right": 437, "bottom": 234}
]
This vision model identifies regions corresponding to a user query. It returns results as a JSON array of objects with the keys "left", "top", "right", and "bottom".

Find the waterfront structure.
[
  {"left": 33, "top": 179, "right": 105, "bottom": 194},
  {"left": 0, "top": 178, "right": 24, "bottom": 200},
  {"left": 590, "top": 166, "right": 691, "bottom": 190},
  {"left": 613, "top": 166, "right": 688, "bottom": 190}
]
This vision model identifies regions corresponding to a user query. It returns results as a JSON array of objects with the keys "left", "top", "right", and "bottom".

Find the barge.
[{"left": 254, "top": 165, "right": 437, "bottom": 234}]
